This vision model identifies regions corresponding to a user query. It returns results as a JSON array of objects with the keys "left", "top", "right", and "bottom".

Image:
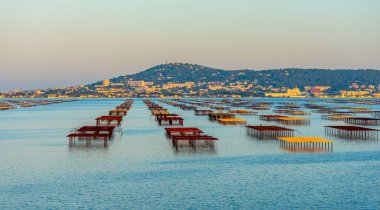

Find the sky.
[{"left": 0, "top": 0, "right": 379, "bottom": 90}]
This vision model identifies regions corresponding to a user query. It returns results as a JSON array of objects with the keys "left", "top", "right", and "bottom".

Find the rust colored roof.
[
  {"left": 325, "top": 126, "right": 379, "bottom": 131},
  {"left": 157, "top": 116, "right": 184, "bottom": 120},
  {"left": 77, "top": 125, "right": 116, "bottom": 132},
  {"left": 345, "top": 117, "right": 380, "bottom": 121},
  {"left": 171, "top": 135, "right": 218, "bottom": 141},
  {"left": 260, "top": 115, "right": 286, "bottom": 118},
  {"left": 155, "top": 114, "right": 178, "bottom": 117},
  {"left": 109, "top": 109, "right": 127, "bottom": 113},
  {"left": 246, "top": 125, "right": 294, "bottom": 131},
  {"left": 95, "top": 116, "right": 123, "bottom": 121},
  {"left": 165, "top": 127, "right": 204, "bottom": 135},
  {"left": 165, "top": 127, "right": 203, "bottom": 132}
]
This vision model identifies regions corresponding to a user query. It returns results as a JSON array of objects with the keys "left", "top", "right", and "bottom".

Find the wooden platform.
[
  {"left": 208, "top": 113, "right": 236, "bottom": 121},
  {"left": 67, "top": 125, "right": 116, "bottom": 147},
  {"left": 325, "top": 125, "right": 379, "bottom": 139},
  {"left": 95, "top": 116, "right": 123, "bottom": 126},
  {"left": 165, "top": 127, "right": 218, "bottom": 151},
  {"left": 278, "top": 137, "right": 333, "bottom": 152},
  {"left": 218, "top": 118, "right": 247, "bottom": 125},
  {"left": 246, "top": 125, "right": 294, "bottom": 139},
  {"left": 194, "top": 109, "right": 214, "bottom": 116},
  {"left": 157, "top": 116, "right": 184, "bottom": 126}
]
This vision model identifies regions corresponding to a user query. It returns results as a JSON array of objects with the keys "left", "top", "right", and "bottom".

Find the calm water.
[{"left": 0, "top": 98, "right": 379, "bottom": 209}]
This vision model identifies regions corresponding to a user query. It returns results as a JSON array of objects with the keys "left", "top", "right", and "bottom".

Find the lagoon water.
[{"left": 0, "top": 98, "right": 380, "bottom": 209}]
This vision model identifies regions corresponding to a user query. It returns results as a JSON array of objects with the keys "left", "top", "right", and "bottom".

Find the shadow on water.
[
  {"left": 172, "top": 144, "right": 218, "bottom": 155},
  {"left": 279, "top": 145, "right": 333, "bottom": 153},
  {"left": 68, "top": 138, "right": 112, "bottom": 150},
  {"left": 163, "top": 134, "right": 218, "bottom": 155}
]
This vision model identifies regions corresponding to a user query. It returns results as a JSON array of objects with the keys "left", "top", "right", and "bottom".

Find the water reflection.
[
  {"left": 172, "top": 146, "right": 217, "bottom": 154},
  {"left": 280, "top": 145, "right": 333, "bottom": 153},
  {"left": 1, "top": 98, "right": 380, "bottom": 209},
  {"left": 68, "top": 138, "right": 112, "bottom": 149},
  {"left": 171, "top": 140, "right": 217, "bottom": 153}
]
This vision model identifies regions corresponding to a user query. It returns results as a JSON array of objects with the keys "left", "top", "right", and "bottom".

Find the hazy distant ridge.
[{"left": 104, "top": 63, "right": 380, "bottom": 90}]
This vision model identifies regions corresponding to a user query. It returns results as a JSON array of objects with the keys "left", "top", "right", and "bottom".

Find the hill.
[{"left": 104, "top": 63, "right": 380, "bottom": 91}]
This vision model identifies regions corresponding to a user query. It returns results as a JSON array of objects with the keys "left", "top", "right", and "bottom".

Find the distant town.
[
  {"left": 1, "top": 63, "right": 380, "bottom": 99},
  {"left": 2, "top": 79, "right": 380, "bottom": 99}
]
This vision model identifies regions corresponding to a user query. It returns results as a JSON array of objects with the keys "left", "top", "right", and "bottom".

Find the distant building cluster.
[{"left": 2, "top": 79, "right": 380, "bottom": 99}]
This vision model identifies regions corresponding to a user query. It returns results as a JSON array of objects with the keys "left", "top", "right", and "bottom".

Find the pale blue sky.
[{"left": 0, "top": 0, "right": 379, "bottom": 90}]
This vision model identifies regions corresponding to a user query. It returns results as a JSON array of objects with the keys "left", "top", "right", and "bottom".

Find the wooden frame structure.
[
  {"left": 325, "top": 125, "right": 379, "bottom": 139},
  {"left": 228, "top": 109, "right": 257, "bottom": 115},
  {"left": 218, "top": 118, "right": 247, "bottom": 125},
  {"left": 165, "top": 127, "right": 204, "bottom": 137},
  {"left": 157, "top": 116, "right": 184, "bottom": 126},
  {"left": 194, "top": 109, "right": 214, "bottom": 116},
  {"left": 109, "top": 109, "right": 127, "bottom": 116},
  {"left": 246, "top": 125, "right": 294, "bottom": 139},
  {"left": 0, "top": 102, "right": 16, "bottom": 111},
  {"left": 164, "top": 127, "right": 218, "bottom": 151},
  {"left": 278, "top": 137, "right": 333, "bottom": 152},
  {"left": 151, "top": 108, "right": 170, "bottom": 115},
  {"left": 343, "top": 117, "right": 380, "bottom": 126},
  {"left": 66, "top": 99, "right": 132, "bottom": 147},
  {"left": 171, "top": 135, "right": 218, "bottom": 150},
  {"left": 208, "top": 113, "right": 236, "bottom": 121},
  {"left": 95, "top": 116, "right": 123, "bottom": 126},
  {"left": 67, "top": 125, "right": 116, "bottom": 147},
  {"left": 259, "top": 115, "right": 285, "bottom": 121},
  {"left": 154, "top": 113, "right": 178, "bottom": 120},
  {"left": 247, "top": 105, "right": 271, "bottom": 110},
  {"left": 276, "top": 117, "right": 310, "bottom": 126},
  {"left": 321, "top": 115, "right": 353, "bottom": 121}
]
